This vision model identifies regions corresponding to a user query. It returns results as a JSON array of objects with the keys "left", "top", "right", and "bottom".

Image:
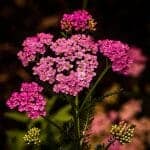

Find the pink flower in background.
[
  {"left": 85, "top": 99, "right": 150, "bottom": 150},
  {"left": 120, "top": 118, "right": 150, "bottom": 150},
  {"left": 17, "top": 33, "right": 53, "bottom": 66},
  {"left": 127, "top": 47, "right": 147, "bottom": 77},
  {"left": 121, "top": 138, "right": 145, "bottom": 150},
  {"left": 87, "top": 113, "right": 111, "bottom": 135},
  {"left": 6, "top": 82, "right": 46, "bottom": 119},
  {"left": 108, "top": 111, "right": 118, "bottom": 121},
  {"left": 107, "top": 140, "right": 121, "bottom": 150},
  {"left": 132, "top": 118, "right": 150, "bottom": 138},
  {"left": 98, "top": 39, "right": 133, "bottom": 75},
  {"left": 109, "top": 142, "right": 120, "bottom": 150},
  {"left": 33, "top": 34, "right": 98, "bottom": 96},
  {"left": 119, "top": 99, "right": 142, "bottom": 120},
  {"left": 61, "top": 10, "right": 96, "bottom": 32}
]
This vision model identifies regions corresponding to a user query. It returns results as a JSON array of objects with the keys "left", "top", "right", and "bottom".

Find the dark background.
[{"left": 0, "top": 0, "right": 150, "bottom": 149}]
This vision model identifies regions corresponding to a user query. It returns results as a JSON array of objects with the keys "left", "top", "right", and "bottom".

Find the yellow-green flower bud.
[
  {"left": 88, "top": 18, "right": 97, "bottom": 31},
  {"left": 23, "top": 127, "right": 41, "bottom": 145},
  {"left": 110, "top": 121, "right": 135, "bottom": 144}
]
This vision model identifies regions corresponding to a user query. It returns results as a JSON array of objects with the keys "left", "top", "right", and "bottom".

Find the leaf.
[
  {"left": 6, "top": 130, "right": 26, "bottom": 150},
  {"left": 46, "top": 96, "right": 57, "bottom": 112},
  {"left": 52, "top": 105, "right": 72, "bottom": 122},
  {"left": 4, "top": 112, "right": 29, "bottom": 123},
  {"left": 27, "top": 118, "right": 45, "bottom": 129}
]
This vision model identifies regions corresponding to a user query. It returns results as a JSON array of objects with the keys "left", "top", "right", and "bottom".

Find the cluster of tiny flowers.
[
  {"left": 6, "top": 82, "right": 46, "bottom": 119},
  {"left": 23, "top": 127, "right": 41, "bottom": 145},
  {"left": 33, "top": 34, "right": 98, "bottom": 96},
  {"left": 98, "top": 39, "right": 133, "bottom": 75},
  {"left": 17, "top": 33, "right": 53, "bottom": 66},
  {"left": 127, "top": 47, "right": 147, "bottom": 77},
  {"left": 110, "top": 121, "right": 135, "bottom": 144},
  {"left": 60, "top": 10, "right": 96, "bottom": 32}
]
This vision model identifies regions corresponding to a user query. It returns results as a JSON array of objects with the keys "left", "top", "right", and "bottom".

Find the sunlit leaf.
[
  {"left": 46, "top": 96, "right": 57, "bottom": 112},
  {"left": 52, "top": 105, "right": 72, "bottom": 122},
  {"left": 6, "top": 130, "right": 26, "bottom": 150},
  {"left": 4, "top": 112, "right": 28, "bottom": 123}
]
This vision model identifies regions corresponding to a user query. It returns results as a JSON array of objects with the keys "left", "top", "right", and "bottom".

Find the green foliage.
[
  {"left": 4, "top": 112, "right": 29, "bottom": 123},
  {"left": 6, "top": 130, "right": 26, "bottom": 150},
  {"left": 4, "top": 96, "right": 73, "bottom": 149},
  {"left": 51, "top": 105, "right": 72, "bottom": 122},
  {"left": 46, "top": 96, "right": 57, "bottom": 112}
]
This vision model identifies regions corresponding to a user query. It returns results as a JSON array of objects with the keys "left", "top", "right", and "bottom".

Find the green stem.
[
  {"left": 80, "top": 111, "right": 90, "bottom": 146},
  {"left": 82, "top": 89, "right": 123, "bottom": 112},
  {"left": 60, "top": 31, "right": 68, "bottom": 38},
  {"left": 33, "top": 144, "right": 40, "bottom": 150},
  {"left": 71, "top": 96, "right": 80, "bottom": 150},
  {"left": 75, "top": 96, "right": 80, "bottom": 140},
  {"left": 83, "top": 0, "right": 88, "bottom": 9},
  {"left": 79, "top": 65, "right": 111, "bottom": 113},
  {"left": 43, "top": 117, "right": 62, "bottom": 132}
]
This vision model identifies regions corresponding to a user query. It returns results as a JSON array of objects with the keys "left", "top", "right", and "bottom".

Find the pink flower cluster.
[
  {"left": 119, "top": 99, "right": 142, "bottom": 120},
  {"left": 33, "top": 56, "right": 56, "bottom": 84},
  {"left": 60, "top": 10, "right": 96, "bottom": 32},
  {"left": 6, "top": 82, "right": 47, "bottom": 119},
  {"left": 98, "top": 39, "right": 133, "bottom": 75},
  {"left": 17, "top": 33, "right": 53, "bottom": 66},
  {"left": 127, "top": 47, "right": 147, "bottom": 77},
  {"left": 33, "top": 34, "right": 98, "bottom": 96},
  {"left": 87, "top": 113, "right": 111, "bottom": 136}
]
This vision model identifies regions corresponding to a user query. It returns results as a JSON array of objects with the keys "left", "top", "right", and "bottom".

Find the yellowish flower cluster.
[
  {"left": 23, "top": 127, "right": 41, "bottom": 145},
  {"left": 110, "top": 121, "right": 135, "bottom": 144},
  {"left": 88, "top": 18, "right": 97, "bottom": 31}
]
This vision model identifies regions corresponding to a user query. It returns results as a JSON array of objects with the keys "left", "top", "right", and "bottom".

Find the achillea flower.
[
  {"left": 110, "top": 121, "right": 135, "bottom": 144},
  {"left": 33, "top": 56, "right": 56, "bottom": 84},
  {"left": 6, "top": 82, "right": 46, "bottom": 119},
  {"left": 60, "top": 10, "right": 96, "bottom": 32},
  {"left": 102, "top": 137, "right": 121, "bottom": 150},
  {"left": 107, "top": 140, "right": 121, "bottom": 150},
  {"left": 85, "top": 99, "right": 149, "bottom": 150},
  {"left": 17, "top": 33, "right": 53, "bottom": 66},
  {"left": 119, "top": 99, "right": 142, "bottom": 120},
  {"left": 23, "top": 127, "right": 41, "bottom": 145},
  {"left": 84, "top": 111, "right": 111, "bottom": 146},
  {"left": 98, "top": 39, "right": 133, "bottom": 75},
  {"left": 87, "top": 114, "right": 111, "bottom": 135},
  {"left": 127, "top": 47, "right": 147, "bottom": 77},
  {"left": 33, "top": 34, "right": 98, "bottom": 96},
  {"left": 37, "top": 33, "right": 53, "bottom": 45},
  {"left": 121, "top": 138, "right": 144, "bottom": 150}
]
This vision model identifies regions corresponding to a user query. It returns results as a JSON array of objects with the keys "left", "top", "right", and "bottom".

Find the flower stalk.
[
  {"left": 83, "top": 0, "right": 88, "bottom": 9},
  {"left": 71, "top": 96, "right": 81, "bottom": 149},
  {"left": 79, "top": 64, "right": 111, "bottom": 113},
  {"left": 43, "top": 117, "right": 62, "bottom": 132}
]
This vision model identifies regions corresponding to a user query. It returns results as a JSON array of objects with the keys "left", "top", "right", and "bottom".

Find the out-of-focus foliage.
[
  {"left": 86, "top": 98, "right": 150, "bottom": 150},
  {"left": 6, "top": 130, "right": 26, "bottom": 150},
  {"left": 4, "top": 96, "right": 72, "bottom": 149}
]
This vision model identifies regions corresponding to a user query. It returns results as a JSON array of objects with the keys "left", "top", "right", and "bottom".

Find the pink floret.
[
  {"left": 6, "top": 82, "right": 47, "bottom": 119},
  {"left": 98, "top": 39, "right": 133, "bottom": 75},
  {"left": 33, "top": 34, "right": 98, "bottom": 96},
  {"left": 17, "top": 33, "right": 53, "bottom": 67}
]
